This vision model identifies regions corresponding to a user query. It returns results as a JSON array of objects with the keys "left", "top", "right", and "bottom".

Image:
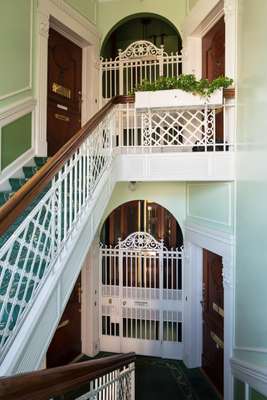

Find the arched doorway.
[
  {"left": 100, "top": 200, "right": 183, "bottom": 250},
  {"left": 99, "top": 201, "right": 184, "bottom": 359},
  {"left": 101, "top": 13, "right": 182, "bottom": 59}
]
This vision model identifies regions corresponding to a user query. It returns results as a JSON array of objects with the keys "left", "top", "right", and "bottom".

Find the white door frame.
[
  {"left": 183, "top": 221, "right": 234, "bottom": 400},
  {"left": 182, "top": 0, "right": 237, "bottom": 80},
  {"left": 36, "top": 0, "right": 101, "bottom": 156}
]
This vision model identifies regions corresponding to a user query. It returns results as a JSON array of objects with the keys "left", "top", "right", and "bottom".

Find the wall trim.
[
  {"left": 0, "top": 0, "right": 33, "bottom": 101},
  {"left": 231, "top": 357, "right": 267, "bottom": 397},
  {"left": 186, "top": 182, "right": 233, "bottom": 227},
  {"left": 235, "top": 346, "right": 267, "bottom": 354},
  {"left": 0, "top": 97, "right": 36, "bottom": 186},
  {"left": 0, "top": 97, "right": 36, "bottom": 127}
]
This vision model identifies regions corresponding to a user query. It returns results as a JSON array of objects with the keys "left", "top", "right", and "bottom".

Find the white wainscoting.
[
  {"left": 114, "top": 152, "right": 235, "bottom": 182},
  {"left": 231, "top": 358, "right": 267, "bottom": 398}
]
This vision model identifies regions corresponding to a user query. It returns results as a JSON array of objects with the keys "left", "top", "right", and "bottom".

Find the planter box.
[{"left": 135, "top": 88, "right": 223, "bottom": 109}]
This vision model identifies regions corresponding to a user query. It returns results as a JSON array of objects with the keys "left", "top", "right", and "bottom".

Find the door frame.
[
  {"left": 183, "top": 221, "right": 234, "bottom": 400},
  {"left": 182, "top": 0, "right": 237, "bottom": 80},
  {"left": 35, "top": 0, "right": 100, "bottom": 156}
]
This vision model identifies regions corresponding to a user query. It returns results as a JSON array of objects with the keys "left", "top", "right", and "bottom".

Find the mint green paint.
[
  {"left": 97, "top": 0, "right": 186, "bottom": 44},
  {"left": 1, "top": 113, "right": 32, "bottom": 170},
  {"left": 235, "top": 0, "right": 267, "bottom": 366},
  {"left": 187, "top": 183, "right": 233, "bottom": 233},
  {"left": 0, "top": 0, "right": 32, "bottom": 102},
  {"left": 64, "top": 0, "right": 97, "bottom": 23},
  {"left": 102, "top": 182, "right": 187, "bottom": 231},
  {"left": 234, "top": 379, "right": 245, "bottom": 400},
  {"left": 189, "top": 0, "right": 199, "bottom": 9},
  {"left": 250, "top": 389, "right": 267, "bottom": 400}
]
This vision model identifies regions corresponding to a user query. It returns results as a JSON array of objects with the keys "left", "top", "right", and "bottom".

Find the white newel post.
[{"left": 35, "top": 10, "right": 49, "bottom": 156}]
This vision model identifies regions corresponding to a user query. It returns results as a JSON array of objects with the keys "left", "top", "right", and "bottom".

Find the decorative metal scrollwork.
[
  {"left": 117, "top": 40, "right": 164, "bottom": 60},
  {"left": 118, "top": 231, "right": 164, "bottom": 250}
]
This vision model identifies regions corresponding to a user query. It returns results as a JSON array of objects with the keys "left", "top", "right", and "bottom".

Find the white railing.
[
  {"left": 0, "top": 108, "right": 116, "bottom": 359},
  {"left": 114, "top": 102, "right": 234, "bottom": 152},
  {"left": 73, "top": 362, "right": 135, "bottom": 400},
  {"left": 100, "top": 40, "right": 182, "bottom": 101},
  {"left": 0, "top": 95, "right": 234, "bottom": 359}
]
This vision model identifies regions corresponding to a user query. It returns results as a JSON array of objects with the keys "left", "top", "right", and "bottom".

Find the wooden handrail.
[
  {"left": 0, "top": 96, "right": 125, "bottom": 235},
  {"left": 0, "top": 352, "right": 136, "bottom": 400},
  {"left": 0, "top": 89, "right": 235, "bottom": 236}
]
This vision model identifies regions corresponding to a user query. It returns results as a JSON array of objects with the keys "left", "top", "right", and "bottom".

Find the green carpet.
[{"left": 135, "top": 355, "right": 220, "bottom": 400}]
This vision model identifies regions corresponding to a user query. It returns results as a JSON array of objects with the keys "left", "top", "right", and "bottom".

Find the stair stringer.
[{"left": 0, "top": 163, "right": 117, "bottom": 375}]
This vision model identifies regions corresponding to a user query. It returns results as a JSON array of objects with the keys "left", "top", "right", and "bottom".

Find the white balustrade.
[
  {"left": 100, "top": 41, "right": 182, "bottom": 101},
  {"left": 72, "top": 362, "right": 135, "bottom": 400},
  {"left": 0, "top": 94, "right": 233, "bottom": 359},
  {"left": 0, "top": 108, "right": 116, "bottom": 359},
  {"left": 115, "top": 102, "right": 234, "bottom": 152}
]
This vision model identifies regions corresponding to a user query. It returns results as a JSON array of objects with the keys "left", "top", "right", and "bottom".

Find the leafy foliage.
[{"left": 130, "top": 74, "right": 233, "bottom": 97}]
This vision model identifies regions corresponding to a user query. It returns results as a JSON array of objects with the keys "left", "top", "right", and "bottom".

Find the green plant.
[{"left": 130, "top": 74, "right": 233, "bottom": 97}]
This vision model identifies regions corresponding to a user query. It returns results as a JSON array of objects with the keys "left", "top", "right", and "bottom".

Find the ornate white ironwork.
[
  {"left": 117, "top": 40, "right": 164, "bottom": 60},
  {"left": 142, "top": 107, "right": 216, "bottom": 147},
  {"left": 118, "top": 231, "right": 164, "bottom": 250},
  {"left": 75, "top": 362, "right": 135, "bottom": 400},
  {"left": 0, "top": 94, "right": 232, "bottom": 359},
  {"left": 0, "top": 107, "right": 115, "bottom": 358},
  {"left": 100, "top": 40, "right": 182, "bottom": 99}
]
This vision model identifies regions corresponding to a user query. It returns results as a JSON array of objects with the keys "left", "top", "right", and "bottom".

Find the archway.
[
  {"left": 100, "top": 200, "right": 183, "bottom": 250},
  {"left": 101, "top": 13, "right": 182, "bottom": 59}
]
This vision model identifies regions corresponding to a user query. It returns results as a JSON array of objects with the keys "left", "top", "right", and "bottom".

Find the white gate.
[
  {"left": 100, "top": 40, "right": 182, "bottom": 101},
  {"left": 100, "top": 232, "right": 183, "bottom": 359}
]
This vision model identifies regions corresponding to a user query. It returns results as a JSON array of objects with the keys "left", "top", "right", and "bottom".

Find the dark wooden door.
[
  {"left": 202, "top": 17, "right": 225, "bottom": 143},
  {"left": 47, "top": 28, "right": 82, "bottom": 156},
  {"left": 202, "top": 250, "right": 224, "bottom": 395},
  {"left": 47, "top": 275, "right": 82, "bottom": 368}
]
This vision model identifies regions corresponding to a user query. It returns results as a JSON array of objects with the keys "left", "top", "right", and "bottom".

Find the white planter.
[{"left": 135, "top": 88, "right": 223, "bottom": 109}]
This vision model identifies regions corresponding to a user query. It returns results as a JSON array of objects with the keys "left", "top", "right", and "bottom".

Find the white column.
[
  {"left": 224, "top": 0, "right": 237, "bottom": 80},
  {"left": 223, "top": 256, "right": 234, "bottom": 400},
  {"left": 183, "top": 241, "right": 203, "bottom": 368},
  {"left": 182, "top": 37, "right": 202, "bottom": 78},
  {"left": 35, "top": 10, "right": 49, "bottom": 156},
  {"left": 81, "top": 236, "right": 101, "bottom": 356}
]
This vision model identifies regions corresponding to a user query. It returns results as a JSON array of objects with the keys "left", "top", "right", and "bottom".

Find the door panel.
[
  {"left": 47, "top": 275, "right": 81, "bottom": 368},
  {"left": 47, "top": 28, "right": 82, "bottom": 156},
  {"left": 202, "top": 249, "right": 224, "bottom": 395},
  {"left": 202, "top": 17, "right": 225, "bottom": 143}
]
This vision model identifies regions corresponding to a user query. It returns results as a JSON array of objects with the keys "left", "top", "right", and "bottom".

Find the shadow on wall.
[{"left": 101, "top": 13, "right": 182, "bottom": 59}]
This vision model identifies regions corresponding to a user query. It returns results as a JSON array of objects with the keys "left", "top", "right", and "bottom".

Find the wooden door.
[
  {"left": 202, "top": 250, "right": 224, "bottom": 395},
  {"left": 47, "top": 275, "right": 82, "bottom": 368},
  {"left": 47, "top": 28, "right": 82, "bottom": 156},
  {"left": 202, "top": 17, "right": 225, "bottom": 143}
]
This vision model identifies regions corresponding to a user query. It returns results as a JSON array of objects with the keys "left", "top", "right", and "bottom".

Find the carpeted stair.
[{"left": 0, "top": 157, "right": 48, "bottom": 208}]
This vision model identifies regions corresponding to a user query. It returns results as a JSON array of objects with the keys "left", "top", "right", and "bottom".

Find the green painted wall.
[
  {"left": 97, "top": 0, "right": 187, "bottom": 44},
  {"left": 1, "top": 113, "right": 32, "bottom": 170},
  {"left": 250, "top": 389, "right": 267, "bottom": 400},
  {"left": 235, "top": 0, "right": 267, "bottom": 367},
  {"left": 0, "top": 0, "right": 34, "bottom": 109},
  {"left": 234, "top": 379, "right": 245, "bottom": 400},
  {"left": 64, "top": 0, "right": 97, "bottom": 23},
  {"left": 186, "top": 182, "right": 233, "bottom": 233},
  {"left": 102, "top": 182, "right": 187, "bottom": 231}
]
